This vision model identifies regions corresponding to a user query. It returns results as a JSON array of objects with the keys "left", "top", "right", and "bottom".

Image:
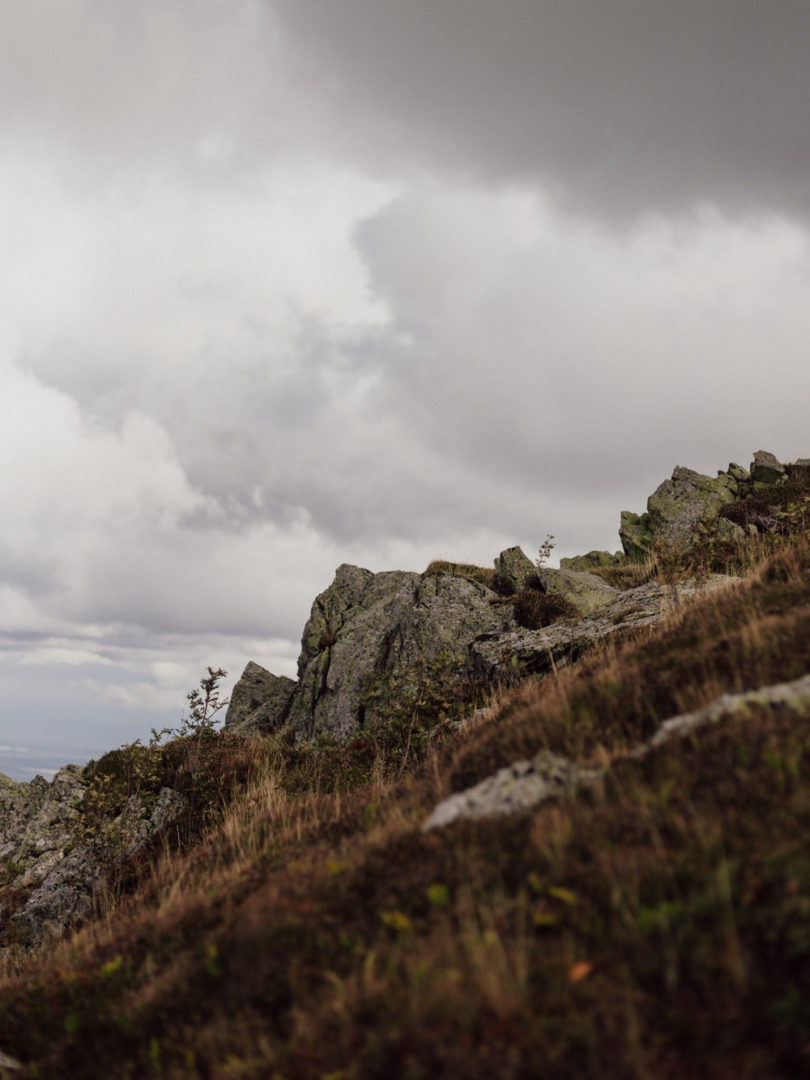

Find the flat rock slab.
[
  {"left": 470, "top": 574, "right": 737, "bottom": 681},
  {"left": 422, "top": 752, "right": 600, "bottom": 830}
]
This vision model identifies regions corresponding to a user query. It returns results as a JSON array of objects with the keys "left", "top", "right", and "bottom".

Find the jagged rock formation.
[
  {"left": 618, "top": 449, "right": 806, "bottom": 559},
  {"left": 0, "top": 767, "right": 88, "bottom": 945},
  {"left": 226, "top": 563, "right": 735, "bottom": 744},
  {"left": 236, "top": 564, "right": 517, "bottom": 744},
  {"left": 493, "top": 546, "right": 538, "bottom": 594},
  {"left": 0, "top": 767, "right": 185, "bottom": 949},
  {"left": 227, "top": 450, "right": 798, "bottom": 747},
  {"left": 423, "top": 671, "right": 810, "bottom": 829},
  {"left": 224, "top": 661, "right": 297, "bottom": 736},
  {"left": 619, "top": 463, "right": 745, "bottom": 559}
]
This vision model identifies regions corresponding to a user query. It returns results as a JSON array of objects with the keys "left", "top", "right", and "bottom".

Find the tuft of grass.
[
  {"left": 423, "top": 560, "right": 496, "bottom": 588},
  {"left": 513, "top": 587, "right": 580, "bottom": 629}
]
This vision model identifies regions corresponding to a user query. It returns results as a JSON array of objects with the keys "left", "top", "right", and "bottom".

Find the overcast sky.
[{"left": 2, "top": 1, "right": 810, "bottom": 779}]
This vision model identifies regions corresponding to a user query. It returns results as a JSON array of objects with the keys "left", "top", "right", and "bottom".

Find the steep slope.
[{"left": 1, "top": 450, "right": 809, "bottom": 1078}]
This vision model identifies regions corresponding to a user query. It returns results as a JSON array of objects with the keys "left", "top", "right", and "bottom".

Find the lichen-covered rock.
[
  {"left": 287, "top": 565, "right": 514, "bottom": 743},
  {"left": 619, "top": 465, "right": 742, "bottom": 558},
  {"left": 224, "top": 661, "right": 296, "bottom": 736},
  {"left": 560, "top": 550, "right": 622, "bottom": 572},
  {"left": 750, "top": 449, "right": 786, "bottom": 486},
  {"left": 8, "top": 848, "right": 95, "bottom": 947},
  {"left": 232, "top": 550, "right": 738, "bottom": 747},
  {"left": 424, "top": 666, "right": 810, "bottom": 830},
  {"left": 538, "top": 567, "right": 617, "bottom": 615},
  {"left": 0, "top": 765, "right": 84, "bottom": 872},
  {"left": 617, "top": 452, "right": 801, "bottom": 560},
  {"left": 640, "top": 672, "right": 810, "bottom": 752},
  {"left": 493, "top": 546, "right": 539, "bottom": 595}
]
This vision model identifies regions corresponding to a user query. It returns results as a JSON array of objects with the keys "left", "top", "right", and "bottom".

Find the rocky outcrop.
[
  {"left": 619, "top": 464, "right": 743, "bottom": 559},
  {"left": 224, "top": 661, "right": 296, "bottom": 736},
  {"left": 423, "top": 671, "right": 810, "bottom": 829},
  {"left": 493, "top": 546, "right": 538, "bottom": 594},
  {"left": 750, "top": 449, "right": 786, "bottom": 486},
  {"left": 228, "top": 547, "right": 738, "bottom": 745},
  {"left": 1, "top": 766, "right": 91, "bottom": 947},
  {"left": 228, "top": 564, "right": 516, "bottom": 744},
  {"left": 1, "top": 767, "right": 186, "bottom": 949},
  {"left": 617, "top": 450, "right": 802, "bottom": 559},
  {"left": 0, "top": 767, "right": 84, "bottom": 890},
  {"left": 230, "top": 453, "right": 802, "bottom": 747},
  {"left": 560, "top": 550, "right": 622, "bottom": 572}
]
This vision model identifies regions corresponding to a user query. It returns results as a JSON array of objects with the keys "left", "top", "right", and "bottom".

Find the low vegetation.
[
  {"left": 2, "top": 477, "right": 810, "bottom": 1077},
  {"left": 423, "top": 559, "right": 496, "bottom": 588}
]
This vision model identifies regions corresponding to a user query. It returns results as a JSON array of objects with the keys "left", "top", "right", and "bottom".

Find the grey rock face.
[
  {"left": 224, "top": 661, "right": 296, "bottom": 736},
  {"left": 0, "top": 765, "right": 84, "bottom": 877},
  {"left": 8, "top": 848, "right": 95, "bottom": 947},
  {"left": 750, "top": 449, "right": 786, "bottom": 486},
  {"left": 287, "top": 565, "right": 515, "bottom": 743},
  {"left": 619, "top": 466, "right": 740, "bottom": 559},
  {"left": 493, "top": 546, "right": 539, "bottom": 595},
  {"left": 1, "top": 765, "right": 90, "bottom": 948}
]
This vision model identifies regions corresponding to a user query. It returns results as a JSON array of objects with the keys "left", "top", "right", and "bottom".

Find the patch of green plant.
[
  {"left": 72, "top": 667, "right": 267, "bottom": 885},
  {"left": 513, "top": 586, "right": 579, "bottom": 629},
  {"left": 1, "top": 858, "right": 25, "bottom": 887}
]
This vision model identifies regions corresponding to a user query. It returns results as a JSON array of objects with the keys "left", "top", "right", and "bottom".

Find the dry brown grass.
[
  {"left": 423, "top": 559, "right": 497, "bottom": 588},
  {"left": 2, "top": 520, "right": 810, "bottom": 1077}
]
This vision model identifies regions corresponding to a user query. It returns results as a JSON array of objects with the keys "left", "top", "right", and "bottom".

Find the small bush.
[{"left": 514, "top": 588, "right": 579, "bottom": 629}]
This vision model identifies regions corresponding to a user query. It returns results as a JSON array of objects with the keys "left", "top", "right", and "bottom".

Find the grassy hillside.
[{"left": 1, "top": 486, "right": 810, "bottom": 1077}]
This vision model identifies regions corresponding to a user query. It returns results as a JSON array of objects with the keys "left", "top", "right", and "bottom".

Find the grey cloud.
[
  {"left": 272, "top": 0, "right": 810, "bottom": 221},
  {"left": 0, "top": 0, "right": 314, "bottom": 178}
]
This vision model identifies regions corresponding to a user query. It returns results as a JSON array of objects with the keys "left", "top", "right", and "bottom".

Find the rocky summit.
[{"left": 225, "top": 449, "right": 803, "bottom": 749}]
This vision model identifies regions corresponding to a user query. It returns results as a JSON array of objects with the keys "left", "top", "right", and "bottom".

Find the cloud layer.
[{"left": 274, "top": 0, "right": 810, "bottom": 221}]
